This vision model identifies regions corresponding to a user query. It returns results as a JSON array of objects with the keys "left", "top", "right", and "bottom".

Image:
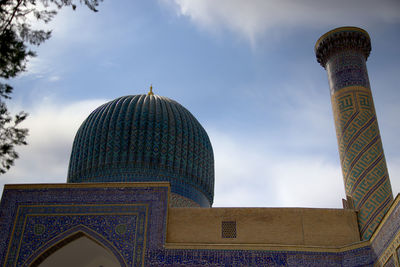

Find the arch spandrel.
[{"left": 27, "top": 226, "right": 127, "bottom": 267}]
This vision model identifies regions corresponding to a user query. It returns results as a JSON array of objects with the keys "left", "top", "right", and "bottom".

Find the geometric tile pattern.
[
  {"left": 371, "top": 195, "right": 400, "bottom": 266},
  {"left": 383, "top": 256, "right": 396, "bottom": 267},
  {"left": 0, "top": 184, "right": 169, "bottom": 267},
  {"left": 4, "top": 205, "right": 146, "bottom": 266},
  {"left": 315, "top": 27, "right": 393, "bottom": 240},
  {"left": 331, "top": 86, "right": 393, "bottom": 240},
  {"left": 67, "top": 94, "right": 214, "bottom": 207},
  {"left": 146, "top": 247, "right": 373, "bottom": 266},
  {"left": 327, "top": 51, "right": 370, "bottom": 94},
  {"left": 170, "top": 193, "right": 200, "bottom": 207}
]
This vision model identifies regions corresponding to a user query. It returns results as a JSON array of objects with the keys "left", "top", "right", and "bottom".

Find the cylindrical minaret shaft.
[{"left": 315, "top": 27, "right": 393, "bottom": 240}]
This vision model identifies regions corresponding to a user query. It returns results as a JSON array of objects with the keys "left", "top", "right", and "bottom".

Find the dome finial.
[{"left": 148, "top": 84, "right": 154, "bottom": 96}]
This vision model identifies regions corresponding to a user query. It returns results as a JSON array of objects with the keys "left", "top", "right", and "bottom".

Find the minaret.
[{"left": 315, "top": 27, "right": 393, "bottom": 240}]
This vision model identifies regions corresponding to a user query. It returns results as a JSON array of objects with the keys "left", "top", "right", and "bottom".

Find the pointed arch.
[{"left": 26, "top": 225, "right": 127, "bottom": 267}]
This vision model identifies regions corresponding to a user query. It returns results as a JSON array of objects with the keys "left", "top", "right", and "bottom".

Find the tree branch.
[{"left": 1, "top": 0, "right": 24, "bottom": 35}]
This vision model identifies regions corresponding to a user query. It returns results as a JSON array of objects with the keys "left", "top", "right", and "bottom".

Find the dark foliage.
[{"left": 0, "top": 0, "right": 101, "bottom": 174}]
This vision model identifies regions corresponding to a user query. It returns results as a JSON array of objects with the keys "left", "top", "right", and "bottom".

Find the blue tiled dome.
[{"left": 67, "top": 94, "right": 214, "bottom": 207}]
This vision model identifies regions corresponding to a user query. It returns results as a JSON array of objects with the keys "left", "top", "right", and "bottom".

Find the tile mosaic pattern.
[
  {"left": 68, "top": 167, "right": 210, "bottom": 207},
  {"left": 170, "top": 192, "right": 200, "bottom": 207},
  {"left": 0, "top": 184, "right": 382, "bottom": 266},
  {"left": 327, "top": 51, "right": 370, "bottom": 93},
  {"left": 383, "top": 256, "right": 396, "bottom": 267},
  {"left": 316, "top": 27, "right": 393, "bottom": 240},
  {"left": 0, "top": 185, "right": 169, "bottom": 267},
  {"left": 146, "top": 247, "right": 373, "bottom": 266},
  {"left": 371, "top": 197, "right": 400, "bottom": 265},
  {"left": 330, "top": 86, "right": 392, "bottom": 240},
  {"left": 5, "top": 205, "right": 146, "bottom": 266},
  {"left": 30, "top": 225, "right": 125, "bottom": 266},
  {"left": 67, "top": 94, "right": 214, "bottom": 207}
]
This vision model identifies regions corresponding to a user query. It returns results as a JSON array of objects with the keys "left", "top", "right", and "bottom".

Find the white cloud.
[
  {"left": 24, "top": 2, "right": 100, "bottom": 44},
  {"left": 48, "top": 75, "right": 61, "bottom": 82},
  {"left": 18, "top": 57, "right": 63, "bottom": 84},
  {"left": 21, "top": 57, "right": 49, "bottom": 78},
  {"left": 0, "top": 98, "right": 107, "bottom": 192},
  {"left": 165, "top": 0, "right": 400, "bottom": 44},
  {"left": 209, "top": 128, "right": 345, "bottom": 208}
]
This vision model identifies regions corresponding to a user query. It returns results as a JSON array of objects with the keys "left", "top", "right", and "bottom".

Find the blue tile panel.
[
  {"left": 67, "top": 94, "right": 214, "bottom": 207},
  {"left": 0, "top": 185, "right": 382, "bottom": 266},
  {"left": 10, "top": 209, "right": 145, "bottom": 266},
  {"left": 371, "top": 197, "right": 400, "bottom": 262},
  {"left": 326, "top": 51, "right": 370, "bottom": 94},
  {"left": 0, "top": 185, "right": 169, "bottom": 267},
  {"left": 146, "top": 247, "right": 373, "bottom": 266},
  {"left": 316, "top": 27, "right": 393, "bottom": 240}
]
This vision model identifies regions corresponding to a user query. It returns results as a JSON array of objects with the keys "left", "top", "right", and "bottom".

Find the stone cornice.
[{"left": 315, "top": 27, "right": 371, "bottom": 68}]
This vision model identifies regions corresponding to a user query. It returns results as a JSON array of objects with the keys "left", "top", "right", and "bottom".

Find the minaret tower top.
[{"left": 315, "top": 27, "right": 371, "bottom": 69}]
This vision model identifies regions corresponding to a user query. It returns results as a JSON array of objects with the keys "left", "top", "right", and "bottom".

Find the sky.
[{"left": 1, "top": 0, "right": 400, "bottom": 208}]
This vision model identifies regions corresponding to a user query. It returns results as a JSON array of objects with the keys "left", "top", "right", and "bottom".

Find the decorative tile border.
[
  {"left": 371, "top": 194, "right": 400, "bottom": 262},
  {"left": 375, "top": 230, "right": 400, "bottom": 266},
  {"left": 3, "top": 204, "right": 147, "bottom": 266},
  {"left": 146, "top": 246, "right": 373, "bottom": 266},
  {"left": 0, "top": 183, "right": 169, "bottom": 267}
]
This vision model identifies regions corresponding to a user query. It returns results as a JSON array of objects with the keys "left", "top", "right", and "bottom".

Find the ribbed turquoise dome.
[{"left": 67, "top": 94, "right": 214, "bottom": 207}]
